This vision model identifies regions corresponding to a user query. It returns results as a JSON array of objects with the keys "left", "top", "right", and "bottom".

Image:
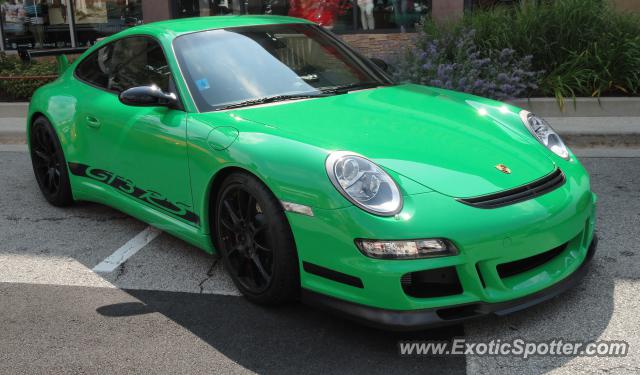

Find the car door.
[{"left": 72, "top": 36, "right": 197, "bottom": 226}]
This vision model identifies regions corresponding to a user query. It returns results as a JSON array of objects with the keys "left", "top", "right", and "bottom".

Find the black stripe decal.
[
  {"left": 68, "top": 162, "right": 200, "bottom": 225},
  {"left": 303, "top": 261, "right": 364, "bottom": 288}
]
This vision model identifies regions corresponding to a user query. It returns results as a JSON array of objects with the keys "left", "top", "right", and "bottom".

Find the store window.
[
  {"left": 0, "top": 0, "right": 144, "bottom": 50},
  {"left": 173, "top": 0, "right": 431, "bottom": 33},
  {"left": 1, "top": 0, "right": 72, "bottom": 50},
  {"left": 73, "top": 0, "right": 143, "bottom": 46}
]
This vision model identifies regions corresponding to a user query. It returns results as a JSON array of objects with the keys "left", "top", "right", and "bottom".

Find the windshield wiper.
[
  {"left": 318, "top": 82, "right": 387, "bottom": 95},
  {"left": 215, "top": 93, "right": 326, "bottom": 111}
]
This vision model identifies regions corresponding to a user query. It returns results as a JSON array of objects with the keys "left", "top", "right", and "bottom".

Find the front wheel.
[
  {"left": 29, "top": 116, "right": 74, "bottom": 207},
  {"left": 214, "top": 172, "right": 300, "bottom": 305}
]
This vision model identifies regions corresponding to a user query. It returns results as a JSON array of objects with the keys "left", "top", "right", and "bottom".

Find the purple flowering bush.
[{"left": 393, "top": 27, "right": 542, "bottom": 100}]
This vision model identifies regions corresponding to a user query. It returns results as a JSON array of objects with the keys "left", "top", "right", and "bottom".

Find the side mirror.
[
  {"left": 370, "top": 57, "right": 389, "bottom": 72},
  {"left": 119, "top": 85, "right": 178, "bottom": 107}
]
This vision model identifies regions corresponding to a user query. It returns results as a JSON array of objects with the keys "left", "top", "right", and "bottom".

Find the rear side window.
[
  {"left": 75, "top": 36, "right": 171, "bottom": 93},
  {"left": 75, "top": 44, "right": 113, "bottom": 89}
]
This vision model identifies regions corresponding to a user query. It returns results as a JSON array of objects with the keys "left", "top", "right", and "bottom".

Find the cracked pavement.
[{"left": 1, "top": 149, "right": 639, "bottom": 374}]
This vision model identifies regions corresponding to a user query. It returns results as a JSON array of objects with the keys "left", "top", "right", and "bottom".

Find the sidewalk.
[
  {"left": 2, "top": 101, "right": 640, "bottom": 147},
  {"left": 0, "top": 103, "right": 28, "bottom": 144},
  {"left": 0, "top": 119, "right": 26, "bottom": 144}
]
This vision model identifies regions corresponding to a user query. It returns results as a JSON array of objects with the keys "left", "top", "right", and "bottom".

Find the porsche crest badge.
[{"left": 496, "top": 164, "right": 512, "bottom": 174}]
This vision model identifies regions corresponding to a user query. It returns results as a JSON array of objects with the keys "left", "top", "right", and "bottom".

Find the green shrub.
[
  {"left": 407, "top": 0, "right": 640, "bottom": 102},
  {"left": 393, "top": 26, "right": 543, "bottom": 100},
  {"left": 0, "top": 53, "right": 58, "bottom": 101}
]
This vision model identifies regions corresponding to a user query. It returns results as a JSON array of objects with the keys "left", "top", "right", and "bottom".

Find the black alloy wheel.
[
  {"left": 29, "top": 117, "right": 73, "bottom": 206},
  {"left": 215, "top": 172, "right": 299, "bottom": 305},
  {"left": 219, "top": 185, "right": 273, "bottom": 293}
]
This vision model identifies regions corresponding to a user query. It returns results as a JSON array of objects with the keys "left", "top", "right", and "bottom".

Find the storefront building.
[
  {"left": 1, "top": 0, "right": 638, "bottom": 58},
  {"left": 0, "top": 0, "right": 447, "bottom": 54}
]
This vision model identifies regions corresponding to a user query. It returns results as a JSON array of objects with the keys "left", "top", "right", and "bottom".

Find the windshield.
[{"left": 173, "top": 23, "right": 391, "bottom": 112}]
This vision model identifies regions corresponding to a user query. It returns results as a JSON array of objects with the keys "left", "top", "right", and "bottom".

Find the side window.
[
  {"left": 109, "top": 37, "right": 171, "bottom": 93},
  {"left": 75, "top": 44, "right": 114, "bottom": 89},
  {"left": 76, "top": 37, "right": 171, "bottom": 94}
]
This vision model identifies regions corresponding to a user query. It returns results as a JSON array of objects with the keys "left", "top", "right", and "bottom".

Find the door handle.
[{"left": 86, "top": 116, "right": 101, "bottom": 128}]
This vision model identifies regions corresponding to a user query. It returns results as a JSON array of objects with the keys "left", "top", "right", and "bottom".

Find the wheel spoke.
[
  {"left": 34, "top": 128, "right": 44, "bottom": 149},
  {"left": 226, "top": 245, "right": 241, "bottom": 258},
  {"left": 47, "top": 169, "right": 55, "bottom": 191},
  {"left": 223, "top": 200, "right": 242, "bottom": 226},
  {"left": 253, "top": 240, "right": 272, "bottom": 253},
  {"left": 248, "top": 221, "right": 264, "bottom": 234},
  {"left": 250, "top": 253, "right": 271, "bottom": 283},
  {"left": 34, "top": 150, "right": 50, "bottom": 163},
  {"left": 220, "top": 217, "right": 235, "bottom": 231},
  {"left": 44, "top": 132, "right": 55, "bottom": 154},
  {"left": 39, "top": 130, "right": 48, "bottom": 152},
  {"left": 249, "top": 213, "right": 266, "bottom": 233},
  {"left": 244, "top": 194, "right": 255, "bottom": 220},
  {"left": 52, "top": 170, "right": 60, "bottom": 189},
  {"left": 43, "top": 170, "right": 50, "bottom": 189}
]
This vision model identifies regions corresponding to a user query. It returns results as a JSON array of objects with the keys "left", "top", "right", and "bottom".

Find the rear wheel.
[
  {"left": 29, "top": 117, "right": 73, "bottom": 206},
  {"left": 214, "top": 172, "right": 300, "bottom": 305}
]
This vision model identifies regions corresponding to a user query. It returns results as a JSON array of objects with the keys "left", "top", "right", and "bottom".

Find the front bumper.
[
  {"left": 302, "top": 236, "right": 597, "bottom": 331},
  {"left": 288, "top": 166, "right": 596, "bottom": 305},
  {"left": 286, "top": 158, "right": 597, "bottom": 329}
]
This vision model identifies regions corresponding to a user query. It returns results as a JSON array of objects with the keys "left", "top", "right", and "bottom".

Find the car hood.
[{"left": 231, "top": 84, "right": 556, "bottom": 198}]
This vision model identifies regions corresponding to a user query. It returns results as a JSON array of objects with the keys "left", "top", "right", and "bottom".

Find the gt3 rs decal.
[{"left": 68, "top": 162, "right": 200, "bottom": 225}]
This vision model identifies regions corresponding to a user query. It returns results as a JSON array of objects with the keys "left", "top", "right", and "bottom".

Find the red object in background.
[{"left": 288, "top": 0, "right": 352, "bottom": 27}]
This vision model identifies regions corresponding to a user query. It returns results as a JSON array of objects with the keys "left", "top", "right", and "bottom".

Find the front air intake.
[
  {"left": 401, "top": 267, "right": 463, "bottom": 298},
  {"left": 497, "top": 243, "right": 567, "bottom": 279},
  {"left": 457, "top": 168, "right": 566, "bottom": 209}
]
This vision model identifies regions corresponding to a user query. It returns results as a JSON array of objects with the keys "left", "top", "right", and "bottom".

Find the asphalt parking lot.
[{"left": 1, "top": 147, "right": 639, "bottom": 374}]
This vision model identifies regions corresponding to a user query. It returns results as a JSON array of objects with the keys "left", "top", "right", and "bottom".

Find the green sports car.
[{"left": 28, "top": 15, "right": 597, "bottom": 330}]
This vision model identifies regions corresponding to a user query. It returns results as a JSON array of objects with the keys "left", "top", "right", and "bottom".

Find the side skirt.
[{"left": 71, "top": 179, "right": 216, "bottom": 254}]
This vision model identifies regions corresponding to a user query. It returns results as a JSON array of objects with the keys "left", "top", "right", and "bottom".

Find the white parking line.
[{"left": 93, "top": 226, "right": 162, "bottom": 273}]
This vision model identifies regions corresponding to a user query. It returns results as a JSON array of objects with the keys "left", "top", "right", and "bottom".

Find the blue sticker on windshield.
[{"left": 196, "top": 78, "right": 210, "bottom": 91}]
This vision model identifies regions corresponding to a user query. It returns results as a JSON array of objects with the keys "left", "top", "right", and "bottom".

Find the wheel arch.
[
  {"left": 27, "top": 111, "right": 49, "bottom": 146},
  {"left": 202, "top": 165, "right": 275, "bottom": 238}
]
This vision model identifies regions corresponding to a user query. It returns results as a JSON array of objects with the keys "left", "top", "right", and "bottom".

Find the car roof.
[{"left": 126, "top": 15, "right": 313, "bottom": 39}]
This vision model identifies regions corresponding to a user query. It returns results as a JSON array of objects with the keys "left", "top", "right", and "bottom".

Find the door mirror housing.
[
  {"left": 119, "top": 85, "right": 178, "bottom": 107},
  {"left": 370, "top": 57, "right": 389, "bottom": 72}
]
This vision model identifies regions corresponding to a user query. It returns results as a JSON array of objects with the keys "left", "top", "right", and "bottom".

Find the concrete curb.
[
  {"left": 562, "top": 134, "right": 640, "bottom": 148},
  {"left": 4, "top": 97, "right": 640, "bottom": 117},
  {"left": 545, "top": 116, "right": 640, "bottom": 148},
  {"left": 508, "top": 97, "right": 640, "bottom": 117},
  {"left": 0, "top": 102, "right": 28, "bottom": 118},
  {"left": 0, "top": 117, "right": 26, "bottom": 145},
  {"left": 1, "top": 101, "right": 639, "bottom": 147}
]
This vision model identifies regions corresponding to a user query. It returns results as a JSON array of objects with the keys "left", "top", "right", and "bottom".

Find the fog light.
[{"left": 355, "top": 238, "right": 458, "bottom": 259}]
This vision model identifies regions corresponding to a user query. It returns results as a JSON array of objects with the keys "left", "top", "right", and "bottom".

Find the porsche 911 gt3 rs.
[{"left": 27, "top": 15, "right": 597, "bottom": 330}]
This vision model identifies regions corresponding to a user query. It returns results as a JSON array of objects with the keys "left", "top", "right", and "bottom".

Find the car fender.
[{"left": 186, "top": 117, "right": 342, "bottom": 233}]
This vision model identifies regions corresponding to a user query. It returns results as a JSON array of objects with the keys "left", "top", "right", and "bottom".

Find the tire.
[
  {"left": 213, "top": 172, "right": 300, "bottom": 305},
  {"left": 29, "top": 116, "right": 74, "bottom": 207}
]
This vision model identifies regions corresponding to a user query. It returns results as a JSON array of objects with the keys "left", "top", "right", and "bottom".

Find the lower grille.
[
  {"left": 401, "top": 267, "right": 463, "bottom": 298},
  {"left": 497, "top": 243, "right": 567, "bottom": 279},
  {"left": 458, "top": 168, "right": 566, "bottom": 209}
]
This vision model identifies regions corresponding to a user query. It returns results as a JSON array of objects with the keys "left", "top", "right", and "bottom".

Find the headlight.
[
  {"left": 520, "top": 110, "right": 570, "bottom": 160},
  {"left": 355, "top": 238, "right": 458, "bottom": 259},
  {"left": 325, "top": 151, "right": 402, "bottom": 216}
]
